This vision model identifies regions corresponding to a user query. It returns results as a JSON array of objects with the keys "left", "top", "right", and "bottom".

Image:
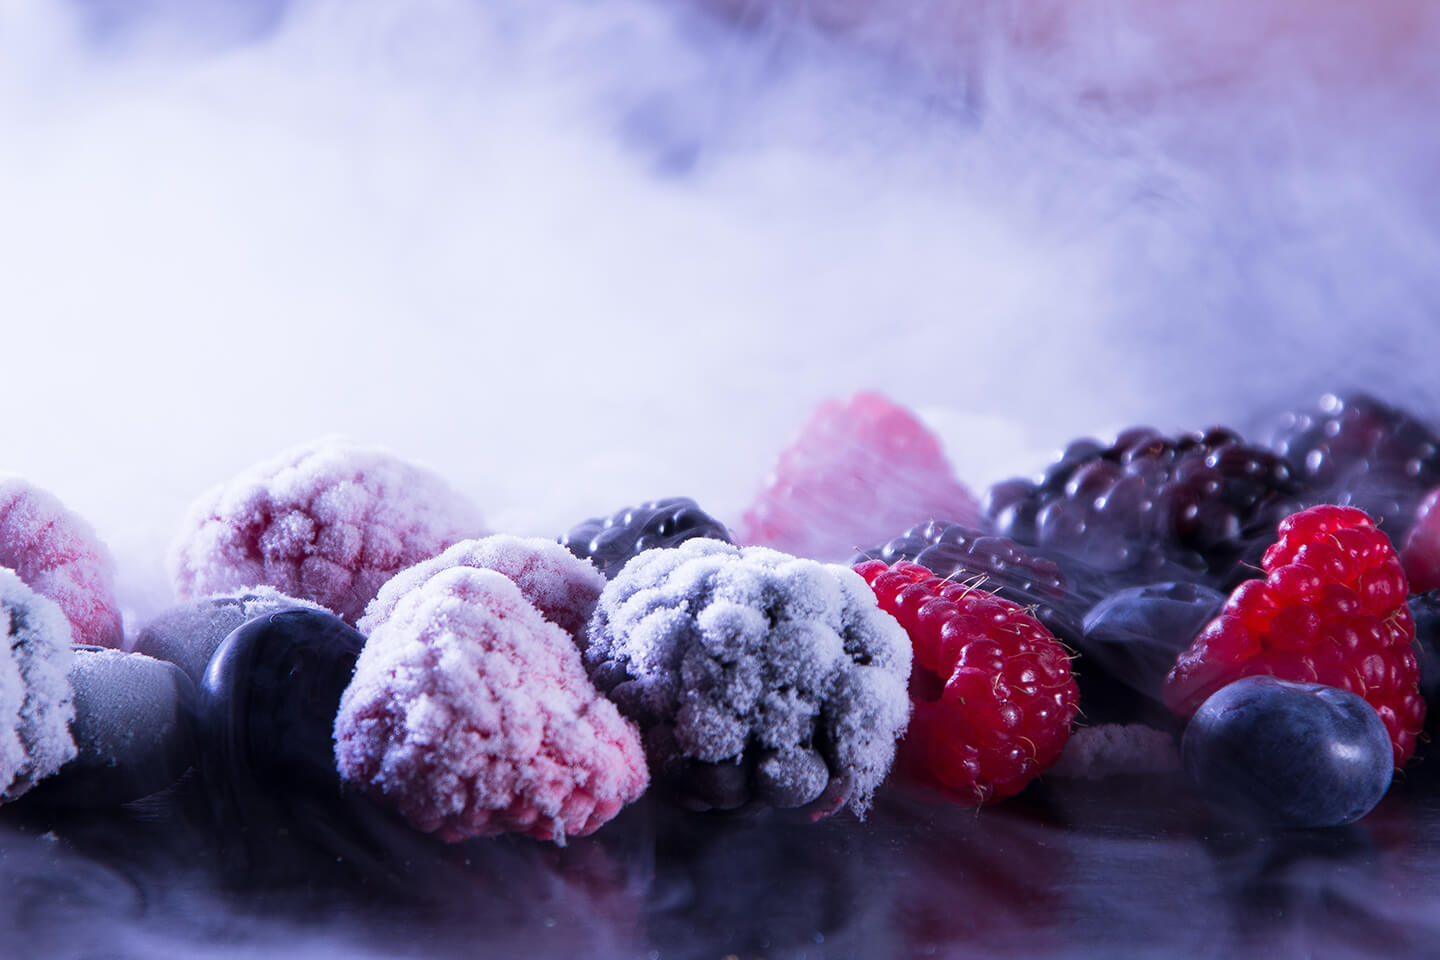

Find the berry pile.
[{"left": 854, "top": 559, "right": 1079, "bottom": 805}]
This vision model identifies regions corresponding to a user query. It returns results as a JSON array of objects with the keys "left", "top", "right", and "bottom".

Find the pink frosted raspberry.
[
  {"left": 334, "top": 566, "right": 648, "bottom": 843},
  {"left": 0, "top": 475, "right": 123, "bottom": 649},
  {"left": 169, "top": 441, "right": 485, "bottom": 625},
  {"left": 737, "top": 392, "right": 982, "bottom": 562},
  {"left": 359, "top": 535, "right": 605, "bottom": 641}
]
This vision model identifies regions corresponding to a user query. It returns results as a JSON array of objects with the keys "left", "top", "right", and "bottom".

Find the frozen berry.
[
  {"left": 738, "top": 392, "right": 981, "bottom": 562},
  {"left": 987, "top": 426, "right": 1302, "bottom": 592},
  {"left": 336, "top": 567, "right": 648, "bottom": 843},
  {"left": 1182, "top": 676, "right": 1392, "bottom": 828},
  {"left": 561, "top": 498, "right": 732, "bottom": 580},
  {"left": 1267, "top": 392, "right": 1440, "bottom": 545},
  {"left": 169, "top": 441, "right": 486, "bottom": 624},
  {"left": 133, "top": 587, "right": 324, "bottom": 685},
  {"left": 0, "top": 569, "right": 76, "bottom": 801},
  {"left": 1400, "top": 487, "right": 1440, "bottom": 592},
  {"left": 360, "top": 535, "right": 605, "bottom": 640},
  {"left": 855, "top": 559, "right": 1079, "bottom": 805},
  {"left": 1078, "top": 582, "right": 1227, "bottom": 724},
  {"left": 27, "top": 648, "right": 195, "bottom": 807},
  {"left": 0, "top": 475, "right": 123, "bottom": 648},
  {"left": 586, "top": 540, "right": 910, "bottom": 817},
  {"left": 853, "top": 520, "right": 1082, "bottom": 644},
  {"left": 1163, "top": 505, "right": 1424, "bottom": 768}
]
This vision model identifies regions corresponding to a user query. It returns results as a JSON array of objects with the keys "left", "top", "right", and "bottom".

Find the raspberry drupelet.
[
  {"left": 1163, "top": 504, "right": 1424, "bottom": 768},
  {"left": 854, "top": 559, "right": 1079, "bottom": 805}
]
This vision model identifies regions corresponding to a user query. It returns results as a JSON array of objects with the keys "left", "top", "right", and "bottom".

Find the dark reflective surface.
[{"left": 6, "top": 761, "right": 1440, "bottom": 958}]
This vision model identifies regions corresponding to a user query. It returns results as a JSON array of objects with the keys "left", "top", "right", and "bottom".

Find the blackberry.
[
  {"left": 1266, "top": 392, "right": 1440, "bottom": 545},
  {"left": 853, "top": 520, "right": 1082, "bottom": 644},
  {"left": 987, "top": 426, "right": 1303, "bottom": 595},
  {"left": 561, "top": 497, "right": 732, "bottom": 580}
]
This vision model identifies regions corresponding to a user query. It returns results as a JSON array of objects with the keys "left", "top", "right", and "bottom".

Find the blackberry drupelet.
[
  {"left": 986, "top": 426, "right": 1303, "bottom": 595},
  {"left": 1266, "top": 392, "right": 1440, "bottom": 546},
  {"left": 561, "top": 497, "right": 732, "bottom": 580}
]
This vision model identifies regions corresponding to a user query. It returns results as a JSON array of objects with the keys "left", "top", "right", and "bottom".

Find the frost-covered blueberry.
[
  {"left": 1079, "top": 581, "right": 1226, "bottom": 723},
  {"left": 198, "top": 608, "right": 365, "bottom": 797},
  {"left": 169, "top": 441, "right": 486, "bottom": 624},
  {"left": 1181, "top": 676, "right": 1392, "bottom": 828},
  {"left": 27, "top": 648, "right": 195, "bottom": 807},
  {"left": 0, "top": 569, "right": 76, "bottom": 801},
  {"left": 132, "top": 587, "right": 325, "bottom": 685},
  {"left": 359, "top": 535, "right": 604, "bottom": 640},
  {"left": 560, "top": 497, "right": 732, "bottom": 580},
  {"left": 585, "top": 539, "right": 911, "bottom": 817},
  {"left": 336, "top": 567, "right": 648, "bottom": 843}
]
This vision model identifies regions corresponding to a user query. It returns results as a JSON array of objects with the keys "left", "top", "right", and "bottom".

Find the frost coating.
[
  {"left": 132, "top": 587, "right": 324, "bottom": 684},
  {"left": 0, "top": 568, "right": 77, "bottom": 800},
  {"left": 168, "top": 441, "right": 486, "bottom": 624},
  {"left": 359, "top": 535, "right": 604, "bottom": 640},
  {"left": 0, "top": 474, "right": 123, "bottom": 648},
  {"left": 334, "top": 567, "right": 648, "bottom": 843},
  {"left": 586, "top": 539, "right": 911, "bottom": 816}
]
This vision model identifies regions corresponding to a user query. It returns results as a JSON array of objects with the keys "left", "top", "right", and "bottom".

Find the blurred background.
[{"left": 3, "top": 0, "right": 1438, "bottom": 626}]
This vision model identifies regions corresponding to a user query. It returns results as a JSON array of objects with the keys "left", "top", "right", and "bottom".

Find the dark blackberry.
[
  {"left": 1266, "top": 392, "right": 1440, "bottom": 545},
  {"left": 560, "top": 497, "right": 732, "bottom": 580},
  {"left": 852, "top": 520, "right": 1082, "bottom": 644},
  {"left": 986, "top": 426, "right": 1304, "bottom": 595}
]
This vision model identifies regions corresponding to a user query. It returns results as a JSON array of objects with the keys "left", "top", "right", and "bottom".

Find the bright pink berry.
[
  {"left": 855, "top": 559, "right": 1079, "bottom": 805},
  {"left": 739, "top": 392, "right": 981, "bottom": 562},
  {"left": 1401, "top": 487, "right": 1440, "bottom": 593},
  {"left": 1164, "top": 504, "right": 1423, "bottom": 769}
]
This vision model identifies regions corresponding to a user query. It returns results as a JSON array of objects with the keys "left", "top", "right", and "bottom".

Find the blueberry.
[
  {"left": 197, "top": 608, "right": 365, "bottom": 797},
  {"left": 1078, "top": 581, "right": 1226, "bottom": 723},
  {"left": 26, "top": 648, "right": 196, "bottom": 807},
  {"left": 1407, "top": 590, "right": 1440, "bottom": 712},
  {"left": 561, "top": 497, "right": 731, "bottom": 580},
  {"left": 1181, "top": 676, "right": 1393, "bottom": 828}
]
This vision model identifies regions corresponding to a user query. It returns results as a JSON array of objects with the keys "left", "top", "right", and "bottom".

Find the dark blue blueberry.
[
  {"left": 1181, "top": 676, "right": 1393, "bottom": 829},
  {"left": 561, "top": 497, "right": 732, "bottom": 580},
  {"left": 1407, "top": 590, "right": 1440, "bottom": 718},
  {"left": 27, "top": 648, "right": 196, "bottom": 807},
  {"left": 197, "top": 608, "right": 364, "bottom": 797},
  {"left": 1078, "top": 582, "right": 1226, "bottom": 724}
]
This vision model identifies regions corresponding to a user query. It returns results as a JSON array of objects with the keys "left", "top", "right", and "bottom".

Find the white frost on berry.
[
  {"left": 0, "top": 568, "right": 77, "bottom": 801},
  {"left": 359, "top": 535, "right": 604, "bottom": 641},
  {"left": 586, "top": 538, "right": 911, "bottom": 816},
  {"left": 334, "top": 567, "right": 648, "bottom": 844},
  {"left": 132, "top": 586, "right": 325, "bottom": 684},
  {"left": 168, "top": 440, "right": 486, "bottom": 625},
  {"left": 1048, "top": 723, "right": 1181, "bottom": 780},
  {"left": 0, "top": 474, "right": 123, "bottom": 649}
]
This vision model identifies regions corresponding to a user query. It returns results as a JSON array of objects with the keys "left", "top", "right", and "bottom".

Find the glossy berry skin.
[
  {"left": 855, "top": 559, "right": 1079, "bottom": 805},
  {"left": 1078, "top": 582, "right": 1227, "bottom": 724},
  {"left": 1401, "top": 487, "right": 1440, "bottom": 592},
  {"left": 1407, "top": 590, "right": 1440, "bottom": 713},
  {"left": 560, "top": 497, "right": 731, "bottom": 580},
  {"left": 1268, "top": 392, "right": 1440, "bottom": 546},
  {"left": 1182, "top": 676, "right": 1393, "bottom": 829},
  {"left": 987, "top": 426, "right": 1302, "bottom": 592},
  {"left": 853, "top": 520, "right": 1082, "bottom": 644},
  {"left": 197, "top": 609, "right": 366, "bottom": 798},
  {"left": 1164, "top": 505, "right": 1424, "bottom": 769}
]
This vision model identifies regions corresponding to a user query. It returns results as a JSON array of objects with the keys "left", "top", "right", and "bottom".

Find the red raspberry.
[
  {"left": 1401, "top": 487, "right": 1440, "bottom": 593},
  {"left": 854, "top": 559, "right": 1079, "bottom": 805},
  {"left": 1163, "top": 504, "right": 1424, "bottom": 768},
  {"left": 739, "top": 392, "right": 981, "bottom": 562}
]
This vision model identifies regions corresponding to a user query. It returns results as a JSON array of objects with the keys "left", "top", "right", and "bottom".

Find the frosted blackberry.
[
  {"left": 987, "top": 426, "right": 1303, "bottom": 593},
  {"left": 853, "top": 520, "right": 1082, "bottom": 644},
  {"left": 1266, "top": 392, "right": 1440, "bottom": 545},
  {"left": 560, "top": 497, "right": 732, "bottom": 580}
]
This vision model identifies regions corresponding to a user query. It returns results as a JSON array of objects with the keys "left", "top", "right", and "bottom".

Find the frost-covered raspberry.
[
  {"left": 334, "top": 567, "right": 648, "bottom": 843},
  {"left": 0, "top": 475, "right": 123, "bottom": 648},
  {"left": 131, "top": 587, "right": 324, "bottom": 684},
  {"left": 359, "top": 535, "right": 604, "bottom": 641},
  {"left": 585, "top": 539, "right": 911, "bottom": 817},
  {"left": 0, "top": 569, "right": 77, "bottom": 801},
  {"left": 169, "top": 441, "right": 485, "bottom": 625}
]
